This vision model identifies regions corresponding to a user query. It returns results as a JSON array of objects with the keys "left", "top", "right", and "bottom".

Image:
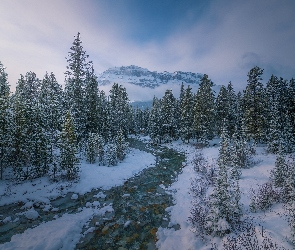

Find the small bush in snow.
[
  {"left": 192, "top": 151, "right": 207, "bottom": 172},
  {"left": 249, "top": 182, "right": 279, "bottom": 212},
  {"left": 222, "top": 223, "right": 286, "bottom": 250},
  {"left": 192, "top": 151, "right": 217, "bottom": 185},
  {"left": 189, "top": 178, "right": 209, "bottom": 239}
]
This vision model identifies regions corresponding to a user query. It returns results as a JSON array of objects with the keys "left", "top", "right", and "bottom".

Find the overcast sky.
[{"left": 1, "top": 0, "right": 295, "bottom": 92}]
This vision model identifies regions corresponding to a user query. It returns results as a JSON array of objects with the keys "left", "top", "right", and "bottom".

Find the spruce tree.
[
  {"left": 215, "top": 82, "right": 237, "bottom": 138},
  {"left": 193, "top": 74, "right": 215, "bottom": 143},
  {"left": 104, "top": 143, "right": 118, "bottom": 167},
  {"left": 142, "top": 107, "right": 150, "bottom": 134},
  {"left": 0, "top": 62, "right": 12, "bottom": 180},
  {"left": 215, "top": 85, "right": 228, "bottom": 136},
  {"left": 205, "top": 128, "right": 231, "bottom": 236},
  {"left": 160, "top": 89, "right": 177, "bottom": 142},
  {"left": 179, "top": 85, "right": 194, "bottom": 142},
  {"left": 64, "top": 32, "right": 90, "bottom": 142},
  {"left": 108, "top": 83, "right": 130, "bottom": 139},
  {"left": 235, "top": 91, "right": 245, "bottom": 137},
  {"left": 85, "top": 133, "right": 100, "bottom": 164},
  {"left": 31, "top": 103, "right": 50, "bottom": 177},
  {"left": 148, "top": 96, "right": 162, "bottom": 144},
  {"left": 115, "top": 129, "right": 129, "bottom": 161},
  {"left": 243, "top": 66, "right": 266, "bottom": 142},
  {"left": 226, "top": 82, "right": 237, "bottom": 137},
  {"left": 288, "top": 78, "right": 295, "bottom": 138},
  {"left": 84, "top": 66, "right": 99, "bottom": 135},
  {"left": 205, "top": 127, "right": 241, "bottom": 236},
  {"left": 39, "top": 72, "right": 63, "bottom": 176},
  {"left": 11, "top": 92, "right": 30, "bottom": 180},
  {"left": 60, "top": 111, "right": 79, "bottom": 180},
  {"left": 12, "top": 72, "right": 42, "bottom": 180},
  {"left": 266, "top": 75, "right": 292, "bottom": 153},
  {"left": 97, "top": 90, "right": 109, "bottom": 141},
  {"left": 271, "top": 149, "right": 288, "bottom": 188},
  {"left": 97, "top": 135, "right": 104, "bottom": 165}
]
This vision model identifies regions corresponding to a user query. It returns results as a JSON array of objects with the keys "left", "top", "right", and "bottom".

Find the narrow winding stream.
[{"left": 0, "top": 138, "right": 185, "bottom": 249}]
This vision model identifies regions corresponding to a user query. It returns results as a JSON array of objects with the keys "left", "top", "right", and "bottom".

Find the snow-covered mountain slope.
[
  {"left": 97, "top": 65, "right": 220, "bottom": 102},
  {"left": 97, "top": 65, "right": 203, "bottom": 89}
]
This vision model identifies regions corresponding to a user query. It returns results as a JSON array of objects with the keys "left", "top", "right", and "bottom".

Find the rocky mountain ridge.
[{"left": 97, "top": 65, "right": 203, "bottom": 88}]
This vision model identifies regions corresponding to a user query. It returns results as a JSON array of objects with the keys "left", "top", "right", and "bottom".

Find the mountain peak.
[{"left": 97, "top": 65, "right": 203, "bottom": 89}]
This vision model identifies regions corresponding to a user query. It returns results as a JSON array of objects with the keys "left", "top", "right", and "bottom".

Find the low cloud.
[{"left": 1, "top": 0, "right": 294, "bottom": 93}]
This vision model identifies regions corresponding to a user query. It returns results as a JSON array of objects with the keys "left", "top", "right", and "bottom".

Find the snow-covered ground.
[
  {"left": 0, "top": 147, "right": 155, "bottom": 250},
  {"left": 0, "top": 148, "right": 155, "bottom": 206},
  {"left": 156, "top": 139, "right": 294, "bottom": 250},
  {"left": 0, "top": 205, "right": 113, "bottom": 250},
  {"left": 1, "top": 137, "right": 295, "bottom": 249}
]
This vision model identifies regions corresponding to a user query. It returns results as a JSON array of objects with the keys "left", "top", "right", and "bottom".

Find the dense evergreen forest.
[{"left": 1, "top": 32, "right": 295, "bottom": 185}]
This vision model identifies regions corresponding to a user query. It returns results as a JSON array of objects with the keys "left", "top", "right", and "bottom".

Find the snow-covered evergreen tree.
[
  {"left": 234, "top": 91, "right": 245, "bottom": 137},
  {"left": 205, "top": 128, "right": 241, "bottom": 237},
  {"left": 60, "top": 111, "right": 79, "bottom": 180},
  {"left": 0, "top": 62, "right": 12, "bottom": 179},
  {"left": 116, "top": 129, "right": 129, "bottom": 161},
  {"left": 271, "top": 149, "right": 288, "bottom": 188},
  {"left": 266, "top": 75, "right": 293, "bottom": 153},
  {"left": 230, "top": 128, "right": 253, "bottom": 169},
  {"left": 160, "top": 89, "right": 178, "bottom": 142},
  {"left": 31, "top": 103, "right": 50, "bottom": 177},
  {"left": 179, "top": 85, "right": 194, "bottom": 142},
  {"left": 11, "top": 92, "right": 30, "bottom": 180},
  {"left": 12, "top": 72, "right": 43, "bottom": 180},
  {"left": 108, "top": 83, "right": 130, "bottom": 139},
  {"left": 243, "top": 66, "right": 266, "bottom": 142},
  {"left": 39, "top": 72, "right": 63, "bottom": 175},
  {"left": 84, "top": 66, "right": 100, "bottom": 135},
  {"left": 288, "top": 78, "right": 295, "bottom": 138},
  {"left": 64, "top": 32, "right": 90, "bottom": 142},
  {"left": 226, "top": 82, "right": 237, "bottom": 137},
  {"left": 142, "top": 107, "right": 150, "bottom": 134},
  {"left": 148, "top": 96, "right": 162, "bottom": 144},
  {"left": 104, "top": 143, "right": 118, "bottom": 167},
  {"left": 84, "top": 133, "right": 101, "bottom": 164},
  {"left": 193, "top": 74, "right": 215, "bottom": 143},
  {"left": 97, "top": 90, "right": 109, "bottom": 141},
  {"left": 215, "top": 85, "right": 228, "bottom": 136}
]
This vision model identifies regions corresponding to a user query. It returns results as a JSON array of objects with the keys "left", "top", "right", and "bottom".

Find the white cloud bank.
[{"left": 0, "top": 0, "right": 294, "bottom": 92}]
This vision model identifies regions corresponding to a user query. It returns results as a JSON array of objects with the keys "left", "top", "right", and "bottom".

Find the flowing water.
[{"left": 0, "top": 138, "right": 185, "bottom": 249}]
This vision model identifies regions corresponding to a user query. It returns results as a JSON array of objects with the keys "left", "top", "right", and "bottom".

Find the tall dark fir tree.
[
  {"left": 243, "top": 66, "right": 266, "bottom": 142},
  {"left": 64, "top": 32, "right": 91, "bottom": 143},
  {"left": 193, "top": 74, "right": 215, "bottom": 143},
  {"left": 179, "top": 85, "right": 194, "bottom": 142},
  {"left": 0, "top": 62, "right": 12, "bottom": 180}
]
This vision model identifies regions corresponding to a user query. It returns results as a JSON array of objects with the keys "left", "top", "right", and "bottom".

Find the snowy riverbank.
[{"left": 156, "top": 139, "right": 294, "bottom": 249}]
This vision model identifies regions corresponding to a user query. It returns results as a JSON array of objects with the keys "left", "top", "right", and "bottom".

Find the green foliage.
[
  {"left": 108, "top": 83, "right": 130, "bottom": 140},
  {"left": 64, "top": 32, "right": 91, "bottom": 142},
  {"left": 205, "top": 128, "right": 242, "bottom": 237},
  {"left": 115, "top": 129, "right": 129, "bottom": 161},
  {"left": 243, "top": 66, "right": 266, "bottom": 143},
  {"left": 179, "top": 85, "right": 194, "bottom": 142},
  {"left": 60, "top": 111, "right": 79, "bottom": 180},
  {"left": 148, "top": 96, "right": 162, "bottom": 144},
  {"left": 193, "top": 74, "right": 215, "bottom": 143},
  {"left": 104, "top": 143, "right": 118, "bottom": 167},
  {"left": 84, "top": 66, "right": 100, "bottom": 135},
  {"left": 85, "top": 133, "right": 104, "bottom": 164},
  {"left": 0, "top": 62, "right": 11, "bottom": 180}
]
